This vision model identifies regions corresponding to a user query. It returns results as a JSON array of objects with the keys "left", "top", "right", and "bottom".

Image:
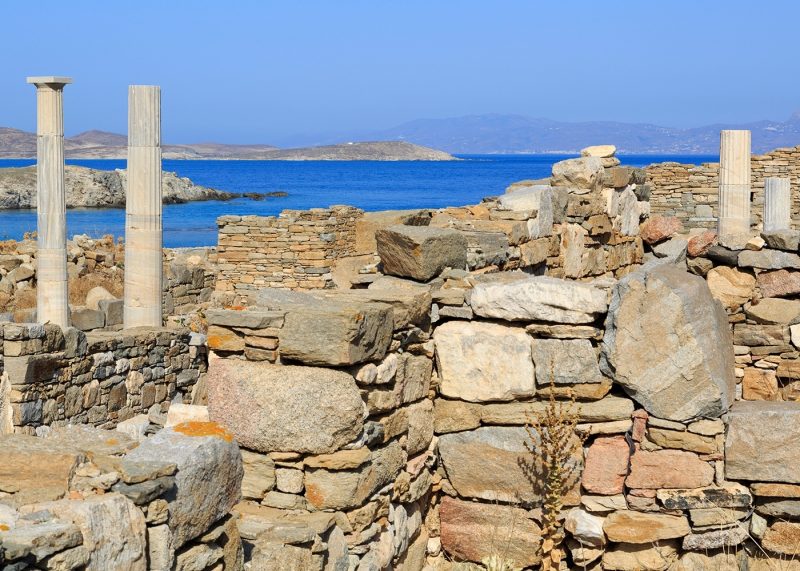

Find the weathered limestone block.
[
  {"left": 434, "top": 320, "right": 534, "bottom": 402},
  {"left": 601, "top": 542, "right": 679, "bottom": 571},
  {"left": 0, "top": 435, "right": 83, "bottom": 506},
  {"left": 603, "top": 510, "right": 690, "bottom": 543},
  {"left": 581, "top": 144, "right": 616, "bottom": 158},
  {"left": 762, "top": 229, "right": 800, "bottom": 251},
  {"left": 438, "top": 426, "right": 577, "bottom": 505},
  {"left": 0, "top": 520, "right": 82, "bottom": 561},
  {"left": 726, "top": 401, "right": 800, "bottom": 484},
  {"left": 165, "top": 403, "right": 209, "bottom": 427},
  {"left": 22, "top": 493, "right": 147, "bottom": 570},
  {"left": 124, "top": 423, "right": 243, "bottom": 548},
  {"left": 279, "top": 301, "right": 393, "bottom": 366},
  {"left": 626, "top": 449, "right": 714, "bottom": 489},
  {"left": 439, "top": 497, "right": 541, "bottom": 568},
  {"left": 304, "top": 441, "right": 405, "bottom": 510},
  {"left": 470, "top": 274, "right": 608, "bottom": 324},
  {"left": 531, "top": 338, "right": 603, "bottom": 385},
  {"left": 207, "top": 359, "right": 363, "bottom": 454},
  {"left": 365, "top": 352, "right": 432, "bottom": 413},
  {"left": 706, "top": 266, "right": 755, "bottom": 309},
  {"left": 375, "top": 225, "right": 468, "bottom": 281},
  {"left": 738, "top": 249, "right": 800, "bottom": 270},
  {"left": 551, "top": 157, "right": 604, "bottom": 192},
  {"left": 601, "top": 264, "right": 735, "bottom": 421},
  {"left": 745, "top": 297, "right": 800, "bottom": 325}
]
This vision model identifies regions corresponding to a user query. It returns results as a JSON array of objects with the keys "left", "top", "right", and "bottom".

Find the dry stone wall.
[
  {"left": 214, "top": 206, "right": 363, "bottom": 295},
  {"left": 0, "top": 323, "right": 206, "bottom": 435},
  {"left": 646, "top": 145, "right": 800, "bottom": 230}
]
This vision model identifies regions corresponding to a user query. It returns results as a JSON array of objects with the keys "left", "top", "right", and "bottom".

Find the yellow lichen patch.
[
  {"left": 105, "top": 438, "right": 119, "bottom": 446},
  {"left": 174, "top": 421, "right": 234, "bottom": 442},
  {"left": 0, "top": 524, "right": 10, "bottom": 532}
]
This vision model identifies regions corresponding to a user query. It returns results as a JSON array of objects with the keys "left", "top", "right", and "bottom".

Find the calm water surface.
[{"left": 0, "top": 154, "right": 715, "bottom": 247}]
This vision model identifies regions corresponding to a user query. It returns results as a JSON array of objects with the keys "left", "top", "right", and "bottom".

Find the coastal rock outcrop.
[{"left": 0, "top": 165, "right": 237, "bottom": 209}]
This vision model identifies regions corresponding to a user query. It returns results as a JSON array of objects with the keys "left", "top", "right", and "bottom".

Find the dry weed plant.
[{"left": 519, "top": 363, "right": 586, "bottom": 571}]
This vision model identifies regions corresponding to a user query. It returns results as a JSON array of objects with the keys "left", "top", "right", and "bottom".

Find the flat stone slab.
[
  {"left": 726, "top": 401, "right": 800, "bottom": 484},
  {"left": 470, "top": 275, "right": 608, "bottom": 324}
]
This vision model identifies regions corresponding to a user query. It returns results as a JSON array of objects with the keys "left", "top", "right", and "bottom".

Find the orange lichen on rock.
[
  {"left": 0, "top": 524, "right": 9, "bottom": 532},
  {"left": 174, "top": 421, "right": 234, "bottom": 442}
]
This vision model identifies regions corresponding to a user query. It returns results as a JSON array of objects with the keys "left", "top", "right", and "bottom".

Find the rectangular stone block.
[{"left": 726, "top": 401, "right": 800, "bottom": 483}]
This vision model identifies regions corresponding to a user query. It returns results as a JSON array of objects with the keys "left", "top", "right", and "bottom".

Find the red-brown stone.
[
  {"left": 639, "top": 216, "right": 684, "bottom": 245},
  {"left": 687, "top": 230, "right": 717, "bottom": 257},
  {"left": 757, "top": 269, "right": 800, "bottom": 299},
  {"left": 626, "top": 448, "right": 714, "bottom": 489},
  {"left": 582, "top": 436, "right": 630, "bottom": 495},
  {"left": 439, "top": 497, "right": 541, "bottom": 568}
]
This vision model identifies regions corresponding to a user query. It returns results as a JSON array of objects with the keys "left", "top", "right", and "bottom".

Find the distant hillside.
[
  {"left": 361, "top": 113, "right": 800, "bottom": 155},
  {"left": 0, "top": 128, "right": 455, "bottom": 161}
]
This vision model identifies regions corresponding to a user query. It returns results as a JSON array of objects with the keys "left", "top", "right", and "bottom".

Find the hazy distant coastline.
[{"left": 0, "top": 128, "right": 456, "bottom": 161}]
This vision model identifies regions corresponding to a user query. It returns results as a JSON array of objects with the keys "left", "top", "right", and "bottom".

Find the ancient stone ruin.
[{"left": 5, "top": 79, "right": 800, "bottom": 570}]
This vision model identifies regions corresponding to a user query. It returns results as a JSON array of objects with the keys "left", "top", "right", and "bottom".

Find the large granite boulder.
[
  {"left": 439, "top": 497, "right": 541, "bottom": 568},
  {"left": 125, "top": 423, "right": 243, "bottom": 549},
  {"left": 726, "top": 401, "right": 800, "bottom": 484},
  {"left": 375, "top": 225, "right": 467, "bottom": 281},
  {"left": 601, "top": 264, "right": 736, "bottom": 421},
  {"left": 470, "top": 275, "right": 608, "bottom": 324},
  {"left": 207, "top": 359, "right": 363, "bottom": 454},
  {"left": 278, "top": 299, "right": 393, "bottom": 366},
  {"left": 434, "top": 320, "right": 535, "bottom": 402}
]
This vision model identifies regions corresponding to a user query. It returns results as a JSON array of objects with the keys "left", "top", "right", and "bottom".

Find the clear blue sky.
[{"left": 2, "top": 0, "right": 798, "bottom": 144}]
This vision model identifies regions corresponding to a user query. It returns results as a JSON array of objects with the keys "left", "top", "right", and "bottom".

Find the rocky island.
[
  {"left": 0, "top": 127, "right": 456, "bottom": 160},
  {"left": 0, "top": 165, "right": 239, "bottom": 209}
]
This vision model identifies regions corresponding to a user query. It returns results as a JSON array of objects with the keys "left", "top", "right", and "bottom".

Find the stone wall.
[
  {"left": 0, "top": 421, "right": 242, "bottom": 570},
  {"left": 0, "top": 323, "right": 206, "bottom": 435},
  {"left": 646, "top": 145, "right": 800, "bottom": 230},
  {"left": 214, "top": 206, "right": 364, "bottom": 295},
  {"left": 197, "top": 151, "right": 800, "bottom": 568}
]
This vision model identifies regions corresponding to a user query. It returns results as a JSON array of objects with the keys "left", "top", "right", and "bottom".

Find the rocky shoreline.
[{"left": 0, "top": 165, "right": 243, "bottom": 210}]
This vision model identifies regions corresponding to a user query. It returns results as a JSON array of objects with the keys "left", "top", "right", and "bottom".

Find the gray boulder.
[
  {"left": 376, "top": 225, "right": 467, "bottom": 281},
  {"left": 207, "top": 359, "right": 363, "bottom": 455},
  {"left": 125, "top": 424, "right": 242, "bottom": 549},
  {"left": 601, "top": 264, "right": 735, "bottom": 421},
  {"left": 739, "top": 249, "right": 800, "bottom": 270},
  {"left": 761, "top": 229, "right": 800, "bottom": 251}
]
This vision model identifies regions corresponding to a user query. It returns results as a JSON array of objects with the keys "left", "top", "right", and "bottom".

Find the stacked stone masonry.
[
  {"left": 646, "top": 144, "right": 800, "bottom": 231},
  {"left": 10, "top": 145, "right": 800, "bottom": 569},
  {"left": 0, "top": 323, "right": 206, "bottom": 435},
  {"left": 215, "top": 206, "right": 363, "bottom": 293}
]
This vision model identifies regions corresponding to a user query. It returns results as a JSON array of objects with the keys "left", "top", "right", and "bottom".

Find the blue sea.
[{"left": 0, "top": 154, "right": 715, "bottom": 247}]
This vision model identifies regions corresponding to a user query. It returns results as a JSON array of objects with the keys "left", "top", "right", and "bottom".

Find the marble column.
[
  {"left": 124, "top": 86, "right": 163, "bottom": 328},
  {"left": 718, "top": 130, "right": 752, "bottom": 237},
  {"left": 26, "top": 76, "right": 72, "bottom": 328},
  {"left": 763, "top": 177, "right": 791, "bottom": 232}
]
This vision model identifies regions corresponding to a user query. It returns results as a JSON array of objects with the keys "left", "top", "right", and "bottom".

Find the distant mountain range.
[
  {"left": 0, "top": 128, "right": 454, "bottom": 161},
  {"left": 282, "top": 113, "right": 800, "bottom": 155},
  {"left": 5, "top": 112, "right": 800, "bottom": 158}
]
